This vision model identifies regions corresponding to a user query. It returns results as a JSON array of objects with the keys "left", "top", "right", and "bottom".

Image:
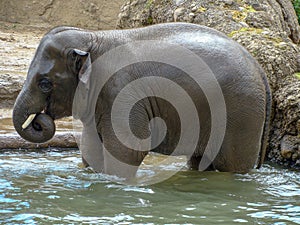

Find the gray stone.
[{"left": 174, "top": 7, "right": 186, "bottom": 21}]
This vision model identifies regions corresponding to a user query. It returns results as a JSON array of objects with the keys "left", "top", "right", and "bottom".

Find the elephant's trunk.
[{"left": 12, "top": 89, "right": 56, "bottom": 143}]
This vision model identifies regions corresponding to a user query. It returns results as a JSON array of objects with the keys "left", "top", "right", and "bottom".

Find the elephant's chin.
[{"left": 14, "top": 113, "right": 56, "bottom": 143}]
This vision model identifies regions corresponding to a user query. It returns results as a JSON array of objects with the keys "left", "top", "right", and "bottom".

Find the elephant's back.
[
  {"left": 128, "top": 22, "right": 230, "bottom": 41},
  {"left": 126, "top": 23, "right": 261, "bottom": 78},
  {"left": 126, "top": 23, "right": 267, "bottom": 99},
  {"left": 127, "top": 22, "right": 239, "bottom": 55}
]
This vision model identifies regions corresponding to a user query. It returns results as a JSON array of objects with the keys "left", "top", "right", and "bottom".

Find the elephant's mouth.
[
  {"left": 22, "top": 106, "right": 54, "bottom": 130},
  {"left": 16, "top": 111, "right": 56, "bottom": 143},
  {"left": 22, "top": 113, "right": 38, "bottom": 129}
]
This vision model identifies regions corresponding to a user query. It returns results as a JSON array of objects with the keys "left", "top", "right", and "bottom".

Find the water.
[{"left": 0, "top": 149, "right": 299, "bottom": 225}]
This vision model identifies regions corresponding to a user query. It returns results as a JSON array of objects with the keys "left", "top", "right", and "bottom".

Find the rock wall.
[
  {"left": 117, "top": 0, "right": 300, "bottom": 168},
  {"left": 0, "top": 0, "right": 125, "bottom": 30}
]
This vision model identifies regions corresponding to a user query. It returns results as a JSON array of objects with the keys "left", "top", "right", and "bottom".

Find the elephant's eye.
[{"left": 39, "top": 78, "right": 53, "bottom": 93}]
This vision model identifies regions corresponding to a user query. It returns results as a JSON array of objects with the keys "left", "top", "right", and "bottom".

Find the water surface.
[{"left": 0, "top": 149, "right": 299, "bottom": 224}]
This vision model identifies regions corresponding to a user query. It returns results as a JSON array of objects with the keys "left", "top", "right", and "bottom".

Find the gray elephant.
[{"left": 13, "top": 23, "right": 271, "bottom": 178}]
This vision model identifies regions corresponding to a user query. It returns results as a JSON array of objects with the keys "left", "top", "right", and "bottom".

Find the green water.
[{"left": 0, "top": 149, "right": 299, "bottom": 225}]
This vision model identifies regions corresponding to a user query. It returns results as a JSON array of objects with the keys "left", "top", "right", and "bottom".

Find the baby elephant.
[{"left": 13, "top": 23, "right": 271, "bottom": 179}]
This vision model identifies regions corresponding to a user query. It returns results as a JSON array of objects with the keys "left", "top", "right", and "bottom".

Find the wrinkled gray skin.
[{"left": 13, "top": 23, "right": 271, "bottom": 177}]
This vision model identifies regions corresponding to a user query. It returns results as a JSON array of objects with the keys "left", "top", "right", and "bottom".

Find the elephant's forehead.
[
  {"left": 30, "top": 36, "right": 61, "bottom": 67},
  {"left": 37, "top": 58, "right": 55, "bottom": 74},
  {"left": 27, "top": 58, "right": 54, "bottom": 81},
  {"left": 28, "top": 47, "right": 55, "bottom": 80},
  {"left": 38, "top": 35, "right": 63, "bottom": 55}
]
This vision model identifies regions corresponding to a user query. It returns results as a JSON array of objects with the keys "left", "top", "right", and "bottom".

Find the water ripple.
[{"left": 0, "top": 151, "right": 299, "bottom": 224}]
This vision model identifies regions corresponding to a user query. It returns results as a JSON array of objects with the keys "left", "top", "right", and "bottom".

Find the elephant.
[{"left": 13, "top": 22, "right": 271, "bottom": 179}]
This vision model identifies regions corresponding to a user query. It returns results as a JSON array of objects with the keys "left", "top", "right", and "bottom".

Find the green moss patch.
[
  {"left": 228, "top": 27, "right": 263, "bottom": 37},
  {"left": 295, "top": 72, "right": 300, "bottom": 80}
]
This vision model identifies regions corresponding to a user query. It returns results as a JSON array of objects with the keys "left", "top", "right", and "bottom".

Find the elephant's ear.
[
  {"left": 72, "top": 49, "right": 91, "bottom": 86},
  {"left": 72, "top": 49, "right": 92, "bottom": 122}
]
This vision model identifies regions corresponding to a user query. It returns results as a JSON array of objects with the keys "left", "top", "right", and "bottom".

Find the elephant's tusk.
[{"left": 22, "top": 114, "right": 36, "bottom": 129}]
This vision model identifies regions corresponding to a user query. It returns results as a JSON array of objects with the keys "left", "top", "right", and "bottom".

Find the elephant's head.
[{"left": 13, "top": 27, "right": 92, "bottom": 143}]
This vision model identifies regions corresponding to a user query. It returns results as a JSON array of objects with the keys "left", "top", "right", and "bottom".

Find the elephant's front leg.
[
  {"left": 100, "top": 110, "right": 150, "bottom": 180},
  {"left": 103, "top": 145, "right": 148, "bottom": 180}
]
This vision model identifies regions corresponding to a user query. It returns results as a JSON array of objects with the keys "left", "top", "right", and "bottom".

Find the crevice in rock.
[
  {"left": 275, "top": 0, "right": 300, "bottom": 43},
  {"left": 39, "top": 0, "right": 56, "bottom": 17}
]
